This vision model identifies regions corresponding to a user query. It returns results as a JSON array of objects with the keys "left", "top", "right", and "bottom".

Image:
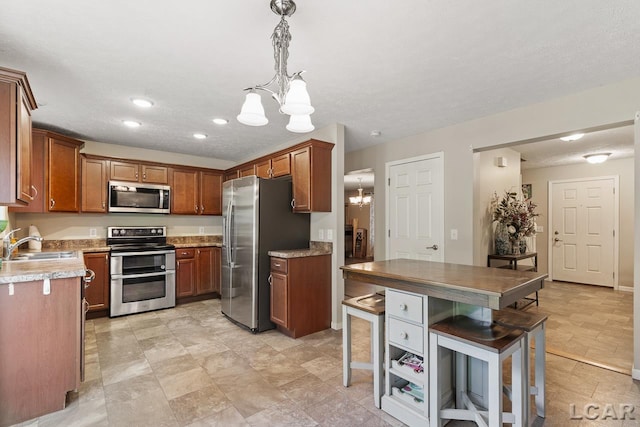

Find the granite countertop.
[
  {"left": 0, "top": 251, "right": 86, "bottom": 284},
  {"left": 268, "top": 241, "right": 332, "bottom": 259}
]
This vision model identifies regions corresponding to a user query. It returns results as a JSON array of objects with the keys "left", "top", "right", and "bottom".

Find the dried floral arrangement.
[{"left": 491, "top": 191, "right": 539, "bottom": 242}]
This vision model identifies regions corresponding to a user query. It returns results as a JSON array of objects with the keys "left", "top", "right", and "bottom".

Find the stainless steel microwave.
[{"left": 108, "top": 181, "right": 171, "bottom": 214}]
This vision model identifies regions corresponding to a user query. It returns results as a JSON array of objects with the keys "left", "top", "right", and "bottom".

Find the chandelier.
[
  {"left": 237, "top": 0, "right": 315, "bottom": 133},
  {"left": 349, "top": 178, "right": 372, "bottom": 208}
]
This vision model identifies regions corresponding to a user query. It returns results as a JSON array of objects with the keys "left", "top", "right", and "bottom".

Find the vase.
[
  {"left": 519, "top": 239, "right": 527, "bottom": 254},
  {"left": 494, "top": 223, "right": 510, "bottom": 255}
]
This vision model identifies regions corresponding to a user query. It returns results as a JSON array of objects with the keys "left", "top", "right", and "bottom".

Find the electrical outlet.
[
  {"left": 318, "top": 229, "right": 324, "bottom": 240},
  {"left": 327, "top": 229, "right": 333, "bottom": 241},
  {"left": 450, "top": 229, "right": 458, "bottom": 240},
  {"left": 535, "top": 225, "right": 543, "bottom": 233},
  {"left": 199, "top": 226, "right": 205, "bottom": 235},
  {"left": 89, "top": 228, "right": 97, "bottom": 238}
]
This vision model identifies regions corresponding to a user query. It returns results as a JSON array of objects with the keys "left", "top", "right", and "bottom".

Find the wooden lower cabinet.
[
  {"left": 269, "top": 254, "right": 331, "bottom": 338},
  {"left": 0, "top": 277, "right": 81, "bottom": 426},
  {"left": 83, "top": 252, "right": 110, "bottom": 311},
  {"left": 176, "top": 246, "right": 221, "bottom": 299}
]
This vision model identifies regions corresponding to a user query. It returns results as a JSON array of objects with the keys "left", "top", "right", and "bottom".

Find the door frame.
[
  {"left": 385, "top": 152, "right": 444, "bottom": 260},
  {"left": 547, "top": 175, "right": 620, "bottom": 289}
]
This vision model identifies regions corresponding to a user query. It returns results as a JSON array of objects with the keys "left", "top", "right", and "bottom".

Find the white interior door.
[
  {"left": 550, "top": 177, "right": 617, "bottom": 287},
  {"left": 387, "top": 154, "right": 444, "bottom": 261}
]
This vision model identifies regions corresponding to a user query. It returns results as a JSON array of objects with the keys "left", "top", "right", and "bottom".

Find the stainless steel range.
[{"left": 108, "top": 226, "right": 176, "bottom": 317}]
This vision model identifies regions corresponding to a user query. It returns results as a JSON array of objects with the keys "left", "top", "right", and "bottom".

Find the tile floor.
[{"left": 12, "top": 281, "right": 640, "bottom": 427}]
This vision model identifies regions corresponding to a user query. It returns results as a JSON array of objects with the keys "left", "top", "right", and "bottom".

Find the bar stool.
[
  {"left": 342, "top": 293, "right": 385, "bottom": 408},
  {"left": 493, "top": 308, "right": 547, "bottom": 421},
  {"left": 429, "top": 315, "right": 527, "bottom": 427}
]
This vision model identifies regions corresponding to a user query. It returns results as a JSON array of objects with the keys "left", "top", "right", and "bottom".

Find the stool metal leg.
[{"left": 342, "top": 305, "right": 352, "bottom": 387}]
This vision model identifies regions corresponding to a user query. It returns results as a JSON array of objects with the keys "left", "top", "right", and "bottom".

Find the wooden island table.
[{"left": 341, "top": 259, "right": 547, "bottom": 426}]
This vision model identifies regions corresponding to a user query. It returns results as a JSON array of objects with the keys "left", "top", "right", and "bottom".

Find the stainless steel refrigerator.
[{"left": 221, "top": 176, "right": 310, "bottom": 332}]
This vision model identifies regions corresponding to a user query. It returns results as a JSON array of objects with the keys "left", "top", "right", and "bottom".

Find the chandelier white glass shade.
[
  {"left": 349, "top": 179, "right": 372, "bottom": 208},
  {"left": 237, "top": 0, "right": 314, "bottom": 132}
]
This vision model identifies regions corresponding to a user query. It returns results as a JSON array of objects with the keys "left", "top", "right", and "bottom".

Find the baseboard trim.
[
  {"left": 633, "top": 367, "right": 640, "bottom": 381},
  {"left": 331, "top": 320, "right": 342, "bottom": 330},
  {"left": 618, "top": 285, "right": 634, "bottom": 292}
]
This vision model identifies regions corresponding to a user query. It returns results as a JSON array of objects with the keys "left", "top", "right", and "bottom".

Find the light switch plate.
[
  {"left": 535, "top": 225, "right": 544, "bottom": 233},
  {"left": 450, "top": 229, "right": 458, "bottom": 240},
  {"left": 199, "top": 227, "right": 205, "bottom": 235},
  {"left": 89, "top": 228, "right": 97, "bottom": 237},
  {"left": 327, "top": 229, "right": 333, "bottom": 240}
]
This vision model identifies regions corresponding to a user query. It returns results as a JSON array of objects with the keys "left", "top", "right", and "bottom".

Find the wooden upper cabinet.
[
  {"left": 239, "top": 164, "right": 256, "bottom": 178},
  {"left": 224, "top": 169, "right": 238, "bottom": 182},
  {"left": 9, "top": 131, "right": 45, "bottom": 213},
  {"left": 171, "top": 168, "right": 199, "bottom": 214},
  {"left": 81, "top": 156, "right": 108, "bottom": 213},
  {"left": 200, "top": 170, "right": 222, "bottom": 215},
  {"left": 290, "top": 141, "right": 333, "bottom": 212},
  {"left": 110, "top": 160, "right": 168, "bottom": 184},
  {"left": 255, "top": 153, "right": 290, "bottom": 179},
  {"left": 0, "top": 67, "right": 37, "bottom": 206},
  {"left": 48, "top": 135, "right": 82, "bottom": 212}
]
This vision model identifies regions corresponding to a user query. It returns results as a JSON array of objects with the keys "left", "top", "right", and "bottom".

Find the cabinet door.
[
  {"left": 270, "top": 153, "right": 290, "bottom": 178},
  {"left": 48, "top": 137, "right": 80, "bottom": 212},
  {"left": 270, "top": 272, "right": 289, "bottom": 327},
  {"left": 176, "top": 258, "right": 196, "bottom": 297},
  {"left": 255, "top": 159, "right": 271, "bottom": 178},
  {"left": 195, "top": 247, "right": 214, "bottom": 295},
  {"left": 81, "top": 157, "right": 108, "bottom": 213},
  {"left": 10, "top": 131, "right": 45, "bottom": 213},
  {"left": 239, "top": 164, "right": 256, "bottom": 177},
  {"left": 141, "top": 164, "right": 168, "bottom": 184},
  {"left": 290, "top": 147, "right": 311, "bottom": 212},
  {"left": 171, "top": 169, "right": 199, "bottom": 214},
  {"left": 200, "top": 171, "right": 222, "bottom": 215},
  {"left": 224, "top": 170, "right": 238, "bottom": 182},
  {"left": 83, "top": 252, "right": 109, "bottom": 311},
  {"left": 110, "top": 160, "right": 140, "bottom": 182},
  {"left": 212, "top": 247, "right": 221, "bottom": 294},
  {"left": 17, "top": 86, "right": 33, "bottom": 204}
]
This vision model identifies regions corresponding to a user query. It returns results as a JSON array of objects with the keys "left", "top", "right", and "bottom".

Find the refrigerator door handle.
[
  {"left": 229, "top": 203, "right": 236, "bottom": 267},
  {"left": 225, "top": 198, "right": 233, "bottom": 266}
]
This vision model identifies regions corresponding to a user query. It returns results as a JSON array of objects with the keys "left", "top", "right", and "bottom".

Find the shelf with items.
[{"left": 389, "top": 351, "right": 425, "bottom": 386}]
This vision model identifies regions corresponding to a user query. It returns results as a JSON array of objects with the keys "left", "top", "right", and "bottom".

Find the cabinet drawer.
[
  {"left": 386, "top": 290, "right": 423, "bottom": 324},
  {"left": 388, "top": 318, "right": 424, "bottom": 355},
  {"left": 270, "top": 257, "right": 288, "bottom": 274},
  {"left": 176, "top": 248, "right": 195, "bottom": 259}
]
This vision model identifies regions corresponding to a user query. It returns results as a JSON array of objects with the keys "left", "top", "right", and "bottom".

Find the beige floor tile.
[
  {"left": 301, "top": 355, "right": 343, "bottom": 381},
  {"left": 106, "top": 388, "right": 178, "bottom": 427},
  {"left": 104, "top": 372, "right": 164, "bottom": 404},
  {"left": 168, "top": 385, "right": 232, "bottom": 425},
  {"left": 101, "top": 357, "right": 153, "bottom": 386},
  {"left": 214, "top": 372, "right": 289, "bottom": 419},
  {"left": 185, "top": 406, "right": 249, "bottom": 427},
  {"left": 157, "top": 366, "right": 215, "bottom": 400},
  {"left": 37, "top": 396, "right": 109, "bottom": 427},
  {"left": 245, "top": 400, "right": 319, "bottom": 426}
]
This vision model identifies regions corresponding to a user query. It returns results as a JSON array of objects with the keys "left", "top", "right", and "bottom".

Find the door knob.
[
  {"left": 426, "top": 245, "right": 438, "bottom": 250},
  {"left": 554, "top": 237, "right": 563, "bottom": 242}
]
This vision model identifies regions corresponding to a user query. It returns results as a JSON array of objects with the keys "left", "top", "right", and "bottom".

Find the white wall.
[
  {"left": 472, "top": 148, "right": 522, "bottom": 266},
  {"left": 522, "top": 157, "right": 634, "bottom": 287},
  {"left": 345, "top": 76, "right": 640, "bottom": 379}
]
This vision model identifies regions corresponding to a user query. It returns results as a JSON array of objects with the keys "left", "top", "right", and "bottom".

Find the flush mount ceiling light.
[
  {"left": 584, "top": 153, "right": 611, "bottom": 164},
  {"left": 237, "top": 0, "right": 314, "bottom": 133},
  {"left": 560, "top": 133, "right": 584, "bottom": 142},
  {"left": 212, "top": 118, "right": 229, "bottom": 125},
  {"left": 131, "top": 98, "right": 154, "bottom": 108},
  {"left": 193, "top": 133, "right": 208, "bottom": 139},
  {"left": 122, "top": 120, "right": 142, "bottom": 128},
  {"left": 349, "top": 178, "right": 372, "bottom": 208}
]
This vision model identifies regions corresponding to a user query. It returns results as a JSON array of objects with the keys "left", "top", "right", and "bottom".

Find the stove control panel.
[{"left": 108, "top": 226, "right": 167, "bottom": 239}]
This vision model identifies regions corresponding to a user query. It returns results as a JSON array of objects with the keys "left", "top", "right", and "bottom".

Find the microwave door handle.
[{"left": 159, "top": 189, "right": 164, "bottom": 209}]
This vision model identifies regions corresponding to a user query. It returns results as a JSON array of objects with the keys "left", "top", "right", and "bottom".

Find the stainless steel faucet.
[{"left": 2, "top": 228, "right": 44, "bottom": 260}]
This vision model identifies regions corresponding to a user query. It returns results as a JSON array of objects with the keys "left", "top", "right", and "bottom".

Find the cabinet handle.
[
  {"left": 195, "top": 205, "right": 199, "bottom": 213},
  {"left": 84, "top": 269, "right": 95, "bottom": 285},
  {"left": 201, "top": 205, "right": 204, "bottom": 213},
  {"left": 274, "top": 263, "right": 281, "bottom": 267},
  {"left": 291, "top": 199, "right": 295, "bottom": 208},
  {"left": 102, "top": 202, "right": 106, "bottom": 209},
  {"left": 50, "top": 198, "right": 55, "bottom": 209},
  {"left": 399, "top": 303, "right": 407, "bottom": 311},
  {"left": 268, "top": 274, "right": 273, "bottom": 285},
  {"left": 399, "top": 331, "right": 408, "bottom": 340},
  {"left": 29, "top": 185, "right": 38, "bottom": 200},
  {"left": 135, "top": 172, "right": 139, "bottom": 179},
  {"left": 143, "top": 173, "right": 146, "bottom": 180}
]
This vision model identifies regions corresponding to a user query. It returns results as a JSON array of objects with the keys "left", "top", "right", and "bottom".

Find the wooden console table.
[{"left": 487, "top": 252, "right": 539, "bottom": 307}]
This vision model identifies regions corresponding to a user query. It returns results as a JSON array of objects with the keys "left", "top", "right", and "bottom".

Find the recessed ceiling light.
[
  {"left": 370, "top": 130, "right": 381, "bottom": 137},
  {"left": 131, "top": 98, "right": 154, "bottom": 108},
  {"left": 584, "top": 153, "right": 611, "bottom": 164},
  {"left": 560, "top": 133, "right": 584, "bottom": 142},
  {"left": 123, "top": 120, "right": 142, "bottom": 128},
  {"left": 212, "top": 118, "right": 229, "bottom": 125},
  {"left": 193, "top": 133, "right": 208, "bottom": 139}
]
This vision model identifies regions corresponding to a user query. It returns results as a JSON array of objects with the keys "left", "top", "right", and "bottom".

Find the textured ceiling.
[{"left": 1, "top": 1, "right": 639, "bottom": 163}]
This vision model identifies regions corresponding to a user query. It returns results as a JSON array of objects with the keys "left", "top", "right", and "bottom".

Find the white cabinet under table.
[{"left": 341, "top": 259, "right": 547, "bottom": 427}]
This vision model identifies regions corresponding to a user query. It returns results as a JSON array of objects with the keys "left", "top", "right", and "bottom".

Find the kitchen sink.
[{"left": 10, "top": 251, "right": 77, "bottom": 261}]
